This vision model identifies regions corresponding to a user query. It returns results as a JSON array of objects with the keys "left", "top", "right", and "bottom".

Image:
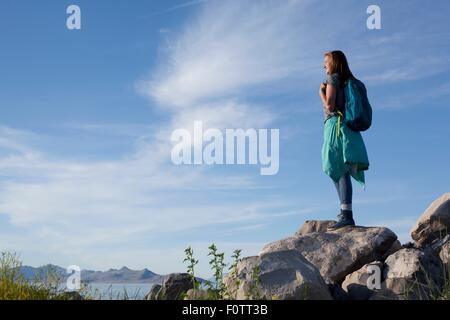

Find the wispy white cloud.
[
  {"left": 138, "top": 0, "right": 318, "bottom": 111},
  {"left": 0, "top": 126, "right": 40, "bottom": 156},
  {"left": 0, "top": 124, "right": 307, "bottom": 272}
]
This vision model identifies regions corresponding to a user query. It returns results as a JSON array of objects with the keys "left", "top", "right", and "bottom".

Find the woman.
[{"left": 319, "top": 50, "right": 369, "bottom": 229}]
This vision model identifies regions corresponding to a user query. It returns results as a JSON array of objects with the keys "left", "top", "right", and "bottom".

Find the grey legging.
[{"left": 334, "top": 172, "right": 352, "bottom": 205}]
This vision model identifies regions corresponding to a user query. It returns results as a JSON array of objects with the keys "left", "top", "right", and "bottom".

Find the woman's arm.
[{"left": 319, "top": 83, "right": 337, "bottom": 112}]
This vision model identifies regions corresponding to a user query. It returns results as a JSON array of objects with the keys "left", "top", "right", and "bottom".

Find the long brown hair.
[{"left": 324, "top": 50, "right": 355, "bottom": 87}]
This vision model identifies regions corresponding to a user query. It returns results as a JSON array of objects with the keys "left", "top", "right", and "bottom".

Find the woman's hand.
[{"left": 319, "top": 83, "right": 326, "bottom": 96}]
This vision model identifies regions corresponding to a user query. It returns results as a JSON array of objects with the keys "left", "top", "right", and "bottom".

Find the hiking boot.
[{"left": 328, "top": 210, "right": 355, "bottom": 230}]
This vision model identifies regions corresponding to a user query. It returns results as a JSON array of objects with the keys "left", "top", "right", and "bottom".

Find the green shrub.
[{"left": 183, "top": 244, "right": 264, "bottom": 300}]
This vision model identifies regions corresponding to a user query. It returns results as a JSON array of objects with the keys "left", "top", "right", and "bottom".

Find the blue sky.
[{"left": 0, "top": 0, "right": 449, "bottom": 278}]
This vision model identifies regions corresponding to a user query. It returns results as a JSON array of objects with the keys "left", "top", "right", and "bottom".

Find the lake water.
[{"left": 83, "top": 283, "right": 155, "bottom": 300}]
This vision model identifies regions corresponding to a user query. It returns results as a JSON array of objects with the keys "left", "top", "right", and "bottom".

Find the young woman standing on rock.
[{"left": 319, "top": 50, "right": 370, "bottom": 229}]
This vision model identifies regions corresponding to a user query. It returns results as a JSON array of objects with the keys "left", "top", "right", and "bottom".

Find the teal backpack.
[{"left": 344, "top": 78, "right": 372, "bottom": 131}]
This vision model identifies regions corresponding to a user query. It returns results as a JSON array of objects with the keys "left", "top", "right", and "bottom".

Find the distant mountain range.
[{"left": 20, "top": 264, "right": 165, "bottom": 284}]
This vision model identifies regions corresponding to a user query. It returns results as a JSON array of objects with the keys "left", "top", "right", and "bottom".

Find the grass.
[
  {"left": 0, "top": 251, "right": 90, "bottom": 300},
  {"left": 87, "top": 284, "right": 147, "bottom": 300},
  {"left": 419, "top": 251, "right": 450, "bottom": 300},
  {"left": 400, "top": 264, "right": 450, "bottom": 300},
  {"left": 0, "top": 251, "right": 150, "bottom": 300},
  {"left": 396, "top": 247, "right": 450, "bottom": 300},
  {"left": 438, "top": 262, "right": 450, "bottom": 300}
]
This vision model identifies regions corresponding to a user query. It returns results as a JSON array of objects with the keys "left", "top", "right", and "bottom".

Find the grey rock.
[
  {"left": 260, "top": 224, "right": 398, "bottom": 283},
  {"left": 372, "top": 248, "right": 444, "bottom": 300},
  {"left": 341, "top": 261, "right": 384, "bottom": 300},
  {"left": 295, "top": 220, "right": 336, "bottom": 236},
  {"left": 223, "top": 250, "right": 332, "bottom": 300},
  {"left": 411, "top": 193, "right": 450, "bottom": 247},
  {"left": 145, "top": 284, "right": 162, "bottom": 300},
  {"left": 146, "top": 273, "right": 193, "bottom": 300},
  {"left": 183, "top": 288, "right": 210, "bottom": 300}
]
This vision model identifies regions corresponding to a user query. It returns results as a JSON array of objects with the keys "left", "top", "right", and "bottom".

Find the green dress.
[{"left": 322, "top": 113, "right": 369, "bottom": 189}]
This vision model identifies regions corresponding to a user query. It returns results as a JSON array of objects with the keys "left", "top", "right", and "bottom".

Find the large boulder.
[
  {"left": 183, "top": 288, "right": 210, "bottom": 300},
  {"left": 295, "top": 220, "right": 336, "bottom": 236},
  {"left": 372, "top": 248, "right": 444, "bottom": 300},
  {"left": 260, "top": 224, "right": 398, "bottom": 283},
  {"left": 411, "top": 193, "right": 450, "bottom": 247},
  {"left": 341, "top": 261, "right": 384, "bottom": 300},
  {"left": 145, "top": 284, "right": 162, "bottom": 300},
  {"left": 223, "top": 250, "right": 332, "bottom": 300},
  {"left": 146, "top": 273, "right": 193, "bottom": 300}
]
